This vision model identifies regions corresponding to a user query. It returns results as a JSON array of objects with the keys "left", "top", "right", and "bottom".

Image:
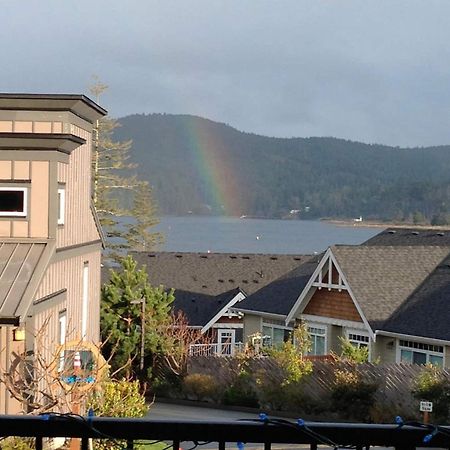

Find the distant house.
[
  {"left": 0, "top": 94, "right": 106, "bottom": 412},
  {"left": 173, "top": 288, "right": 245, "bottom": 355},
  {"left": 237, "top": 228, "right": 450, "bottom": 368},
  {"left": 129, "top": 252, "right": 310, "bottom": 354}
]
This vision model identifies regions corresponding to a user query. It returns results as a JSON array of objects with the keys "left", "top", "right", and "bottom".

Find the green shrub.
[
  {"left": 223, "top": 372, "right": 258, "bottom": 407},
  {"left": 0, "top": 438, "right": 34, "bottom": 450},
  {"left": 338, "top": 338, "right": 369, "bottom": 364},
  {"left": 88, "top": 379, "right": 148, "bottom": 450},
  {"left": 412, "top": 365, "right": 450, "bottom": 423},
  {"left": 330, "top": 369, "right": 378, "bottom": 422},
  {"left": 182, "top": 373, "right": 221, "bottom": 401}
]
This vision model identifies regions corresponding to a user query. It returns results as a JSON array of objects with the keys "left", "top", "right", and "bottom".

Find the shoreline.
[{"left": 322, "top": 219, "right": 450, "bottom": 230}]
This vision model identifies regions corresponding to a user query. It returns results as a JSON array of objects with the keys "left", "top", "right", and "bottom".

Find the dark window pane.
[
  {"left": 0, "top": 190, "right": 24, "bottom": 213},
  {"left": 413, "top": 351, "right": 427, "bottom": 365}
]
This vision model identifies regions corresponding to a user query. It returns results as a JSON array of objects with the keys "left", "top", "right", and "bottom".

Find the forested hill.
[{"left": 114, "top": 113, "right": 450, "bottom": 223}]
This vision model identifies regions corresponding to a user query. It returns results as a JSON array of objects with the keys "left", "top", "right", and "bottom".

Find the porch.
[{"left": 189, "top": 342, "right": 245, "bottom": 356}]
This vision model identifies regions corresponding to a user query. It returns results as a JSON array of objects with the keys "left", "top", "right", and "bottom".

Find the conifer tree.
[
  {"left": 101, "top": 256, "right": 175, "bottom": 376},
  {"left": 89, "top": 79, "right": 162, "bottom": 257}
]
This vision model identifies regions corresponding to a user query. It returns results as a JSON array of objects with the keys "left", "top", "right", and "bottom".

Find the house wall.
[
  {"left": 33, "top": 247, "right": 101, "bottom": 345},
  {"left": 303, "top": 289, "right": 363, "bottom": 322},
  {"left": 0, "top": 327, "right": 25, "bottom": 414},
  {"left": 372, "top": 335, "right": 396, "bottom": 364},
  {"left": 57, "top": 123, "right": 99, "bottom": 249},
  {"left": 243, "top": 313, "right": 262, "bottom": 341}
]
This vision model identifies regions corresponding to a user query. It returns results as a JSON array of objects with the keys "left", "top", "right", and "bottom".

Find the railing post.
[
  {"left": 35, "top": 437, "right": 43, "bottom": 450},
  {"left": 173, "top": 440, "right": 180, "bottom": 449}
]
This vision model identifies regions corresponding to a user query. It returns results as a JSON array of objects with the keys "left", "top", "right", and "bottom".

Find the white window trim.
[
  {"left": 307, "top": 322, "right": 328, "bottom": 356},
  {"left": 396, "top": 338, "right": 445, "bottom": 366},
  {"left": 346, "top": 328, "right": 371, "bottom": 360},
  {"left": 81, "top": 263, "right": 89, "bottom": 339},
  {"left": 57, "top": 187, "right": 65, "bottom": 225},
  {"left": 0, "top": 187, "right": 28, "bottom": 217}
]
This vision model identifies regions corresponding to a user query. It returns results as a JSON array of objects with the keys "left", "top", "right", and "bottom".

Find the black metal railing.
[{"left": 0, "top": 414, "right": 449, "bottom": 450}]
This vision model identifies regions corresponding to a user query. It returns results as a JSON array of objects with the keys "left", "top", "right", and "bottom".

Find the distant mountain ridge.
[{"left": 114, "top": 113, "right": 450, "bottom": 223}]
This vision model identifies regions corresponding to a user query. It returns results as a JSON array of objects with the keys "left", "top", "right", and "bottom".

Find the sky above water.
[{"left": 2, "top": 0, "right": 450, "bottom": 147}]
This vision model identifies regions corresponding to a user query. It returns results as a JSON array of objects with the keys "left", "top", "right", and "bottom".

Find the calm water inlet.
[{"left": 153, "top": 217, "right": 381, "bottom": 254}]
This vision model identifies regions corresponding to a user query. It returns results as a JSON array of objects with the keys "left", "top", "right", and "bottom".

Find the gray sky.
[{"left": 2, "top": 0, "right": 450, "bottom": 146}]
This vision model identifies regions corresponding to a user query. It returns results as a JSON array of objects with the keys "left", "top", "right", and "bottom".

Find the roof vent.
[
  {"left": 253, "top": 280, "right": 259, "bottom": 284},
  {"left": 200, "top": 255, "right": 208, "bottom": 259},
  {"left": 218, "top": 279, "right": 224, "bottom": 283},
  {"left": 202, "top": 285, "right": 207, "bottom": 288},
  {"left": 228, "top": 279, "right": 235, "bottom": 283},
  {"left": 242, "top": 279, "right": 248, "bottom": 283},
  {"left": 270, "top": 257, "right": 278, "bottom": 260},
  {"left": 437, "top": 232, "right": 445, "bottom": 236},
  {"left": 412, "top": 231, "right": 419, "bottom": 235},
  {"left": 388, "top": 230, "right": 396, "bottom": 234},
  {"left": 242, "top": 256, "right": 250, "bottom": 260},
  {"left": 230, "top": 255, "right": 237, "bottom": 259},
  {"left": 148, "top": 254, "right": 156, "bottom": 257},
  {"left": 293, "top": 257, "right": 302, "bottom": 261}
]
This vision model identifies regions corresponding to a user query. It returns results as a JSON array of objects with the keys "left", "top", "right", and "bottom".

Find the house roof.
[
  {"left": 363, "top": 227, "right": 450, "bottom": 246},
  {"left": 129, "top": 252, "right": 310, "bottom": 295},
  {"left": 331, "top": 245, "right": 450, "bottom": 330},
  {"left": 173, "top": 287, "right": 242, "bottom": 328},
  {"left": 0, "top": 241, "right": 52, "bottom": 321},
  {"left": 380, "top": 253, "right": 450, "bottom": 342},
  {"left": 236, "top": 254, "right": 322, "bottom": 316}
]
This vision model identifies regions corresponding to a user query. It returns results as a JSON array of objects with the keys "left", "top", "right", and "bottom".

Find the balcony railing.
[
  {"left": 189, "top": 342, "right": 244, "bottom": 356},
  {"left": 0, "top": 414, "right": 449, "bottom": 450}
]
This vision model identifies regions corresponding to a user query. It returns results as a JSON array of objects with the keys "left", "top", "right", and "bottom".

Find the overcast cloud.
[{"left": 1, "top": 0, "right": 450, "bottom": 146}]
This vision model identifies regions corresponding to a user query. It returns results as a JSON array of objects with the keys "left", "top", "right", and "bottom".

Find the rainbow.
[{"left": 182, "top": 117, "right": 243, "bottom": 216}]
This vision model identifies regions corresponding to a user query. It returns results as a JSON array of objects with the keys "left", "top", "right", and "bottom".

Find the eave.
[
  {"left": 0, "top": 94, "right": 107, "bottom": 123},
  {"left": 0, "top": 133, "right": 85, "bottom": 154}
]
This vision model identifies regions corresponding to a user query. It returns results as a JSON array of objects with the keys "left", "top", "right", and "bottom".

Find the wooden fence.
[{"left": 188, "top": 356, "right": 450, "bottom": 418}]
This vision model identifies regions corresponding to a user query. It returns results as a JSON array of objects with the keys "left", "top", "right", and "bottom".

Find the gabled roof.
[
  {"left": 173, "top": 287, "right": 243, "bottom": 329},
  {"left": 0, "top": 240, "right": 53, "bottom": 321},
  {"left": 236, "top": 254, "right": 322, "bottom": 316},
  {"left": 130, "top": 252, "right": 310, "bottom": 295},
  {"left": 330, "top": 245, "right": 450, "bottom": 329},
  {"left": 363, "top": 227, "right": 450, "bottom": 246}
]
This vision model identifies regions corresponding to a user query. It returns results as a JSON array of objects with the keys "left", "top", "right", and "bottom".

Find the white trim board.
[
  {"left": 375, "top": 330, "right": 450, "bottom": 346},
  {"left": 201, "top": 291, "right": 246, "bottom": 333},
  {"left": 301, "top": 314, "right": 367, "bottom": 331}
]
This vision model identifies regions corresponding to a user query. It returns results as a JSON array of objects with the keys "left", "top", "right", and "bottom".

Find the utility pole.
[{"left": 131, "top": 298, "right": 146, "bottom": 371}]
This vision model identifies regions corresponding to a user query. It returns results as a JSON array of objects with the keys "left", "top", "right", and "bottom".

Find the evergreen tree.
[
  {"left": 101, "top": 256, "right": 175, "bottom": 376},
  {"left": 89, "top": 79, "right": 162, "bottom": 258}
]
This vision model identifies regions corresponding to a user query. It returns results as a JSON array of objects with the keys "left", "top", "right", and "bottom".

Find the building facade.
[{"left": 0, "top": 94, "right": 106, "bottom": 413}]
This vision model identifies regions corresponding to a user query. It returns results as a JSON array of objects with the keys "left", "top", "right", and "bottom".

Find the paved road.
[
  {"left": 146, "top": 402, "right": 313, "bottom": 450},
  {"left": 148, "top": 401, "right": 269, "bottom": 421}
]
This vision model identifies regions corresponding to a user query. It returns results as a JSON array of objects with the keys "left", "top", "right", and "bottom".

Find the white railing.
[{"left": 189, "top": 342, "right": 244, "bottom": 357}]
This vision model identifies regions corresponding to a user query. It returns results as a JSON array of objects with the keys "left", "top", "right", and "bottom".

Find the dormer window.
[{"left": 0, "top": 187, "right": 27, "bottom": 217}]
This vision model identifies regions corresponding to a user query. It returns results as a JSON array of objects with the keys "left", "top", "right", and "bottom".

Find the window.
[
  {"left": 57, "top": 187, "right": 65, "bottom": 225},
  {"left": 308, "top": 326, "right": 326, "bottom": 355},
  {"left": 262, "top": 324, "right": 290, "bottom": 347},
  {"left": 399, "top": 340, "right": 444, "bottom": 367},
  {"left": 347, "top": 332, "right": 370, "bottom": 349},
  {"left": 0, "top": 187, "right": 27, "bottom": 217}
]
